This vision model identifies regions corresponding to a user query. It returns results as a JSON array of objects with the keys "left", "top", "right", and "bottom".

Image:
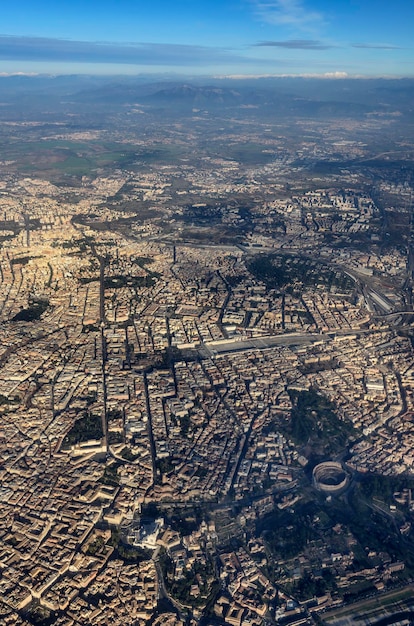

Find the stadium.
[{"left": 312, "top": 461, "right": 349, "bottom": 494}]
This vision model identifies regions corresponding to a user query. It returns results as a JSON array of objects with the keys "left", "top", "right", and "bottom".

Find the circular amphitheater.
[{"left": 312, "top": 461, "right": 349, "bottom": 494}]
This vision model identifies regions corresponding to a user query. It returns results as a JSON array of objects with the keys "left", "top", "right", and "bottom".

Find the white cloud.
[
  {"left": 253, "top": 0, "right": 325, "bottom": 31},
  {"left": 0, "top": 35, "right": 269, "bottom": 68},
  {"left": 0, "top": 71, "right": 40, "bottom": 76},
  {"left": 215, "top": 72, "right": 350, "bottom": 79},
  {"left": 322, "top": 71, "right": 348, "bottom": 78}
]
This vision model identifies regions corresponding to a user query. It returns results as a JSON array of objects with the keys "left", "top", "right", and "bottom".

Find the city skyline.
[{"left": 1, "top": 0, "right": 413, "bottom": 76}]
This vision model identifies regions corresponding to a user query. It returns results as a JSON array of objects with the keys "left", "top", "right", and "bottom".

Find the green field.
[
  {"left": 0, "top": 136, "right": 272, "bottom": 177},
  {"left": 0, "top": 139, "right": 187, "bottom": 178},
  {"left": 210, "top": 141, "right": 276, "bottom": 165}
]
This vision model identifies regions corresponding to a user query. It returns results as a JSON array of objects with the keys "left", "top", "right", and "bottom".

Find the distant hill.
[
  {"left": 0, "top": 74, "right": 412, "bottom": 121},
  {"left": 144, "top": 84, "right": 243, "bottom": 105}
]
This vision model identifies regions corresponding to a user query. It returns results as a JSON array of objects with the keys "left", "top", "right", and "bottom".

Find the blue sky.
[{"left": 0, "top": 0, "right": 413, "bottom": 76}]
